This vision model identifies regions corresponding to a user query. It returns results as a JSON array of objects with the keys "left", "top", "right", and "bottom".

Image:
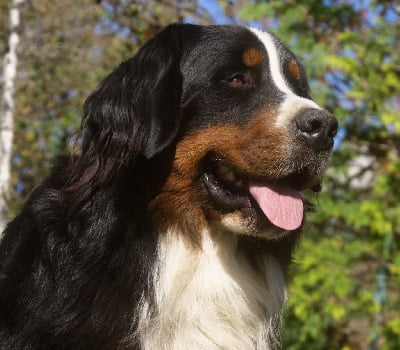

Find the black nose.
[{"left": 294, "top": 108, "right": 338, "bottom": 151}]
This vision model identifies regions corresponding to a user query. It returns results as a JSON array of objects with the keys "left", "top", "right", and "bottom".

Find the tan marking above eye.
[
  {"left": 288, "top": 59, "right": 301, "bottom": 81},
  {"left": 242, "top": 48, "right": 264, "bottom": 67}
]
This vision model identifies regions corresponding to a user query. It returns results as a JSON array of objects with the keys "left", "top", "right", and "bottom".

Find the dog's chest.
[{"left": 137, "top": 229, "right": 287, "bottom": 350}]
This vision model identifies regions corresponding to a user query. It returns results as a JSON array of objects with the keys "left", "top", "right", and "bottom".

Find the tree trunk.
[{"left": 0, "top": 0, "right": 25, "bottom": 236}]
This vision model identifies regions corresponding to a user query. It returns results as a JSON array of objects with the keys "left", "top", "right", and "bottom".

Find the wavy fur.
[{"left": 0, "top": 23, "right": 336, "bottom": 350}]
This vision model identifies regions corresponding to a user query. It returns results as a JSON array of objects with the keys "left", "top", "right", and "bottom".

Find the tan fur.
[
  {"left": 288, "top": 59, "right": 301, "bottom": 81},
  {"left": 150, "top": 112, "right": 290, "bottom": 243},
  {"left": 243, "top": 47, "right": 264, "bottom": 67}
]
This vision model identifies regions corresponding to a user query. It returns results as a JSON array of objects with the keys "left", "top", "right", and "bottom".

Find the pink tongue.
[{"left": 249, "top": 182, "right": 303, "bottom": 231}]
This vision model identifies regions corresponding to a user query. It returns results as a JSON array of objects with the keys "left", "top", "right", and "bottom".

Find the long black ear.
[{"left": 72, "top": 24, "right": 189, "bottom": 189}]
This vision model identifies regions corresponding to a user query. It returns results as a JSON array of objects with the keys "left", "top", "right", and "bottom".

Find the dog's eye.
[{"left": 226, "top": 74, "right": 249, "bottom": 88}]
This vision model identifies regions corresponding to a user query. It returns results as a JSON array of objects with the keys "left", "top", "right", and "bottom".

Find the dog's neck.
[{"left": 137, "top": 227, "right": 287, "bottom": 350}]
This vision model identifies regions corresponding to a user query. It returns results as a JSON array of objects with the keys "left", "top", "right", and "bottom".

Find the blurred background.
[{"left": 0, "top": 0, "right": 399, "bottom": 349}]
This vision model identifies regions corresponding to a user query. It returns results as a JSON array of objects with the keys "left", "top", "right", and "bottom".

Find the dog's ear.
[{"left": 71, "top": 24, "right": 190, "bottom": 189}]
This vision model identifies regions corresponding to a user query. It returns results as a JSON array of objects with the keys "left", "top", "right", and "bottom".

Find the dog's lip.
[
  {"left": 203, "top": 154, "right": 323, "bottom": 194},
  {"left": 202, "top": 172, "right": 252, "bottom": 211},
  {"left": 202, "top": 154, "right": 322, "bottom": 222}
]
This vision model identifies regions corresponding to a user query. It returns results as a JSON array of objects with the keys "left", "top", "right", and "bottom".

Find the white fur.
[
  {"left": 137, "top": 227, "right": 287, "bottom": 350},
  {"left": 249, "top": 27, "right": 321, "bottom": 129},
  {"left": 275, "top": 94, "right": 321, "bottom": 129}
]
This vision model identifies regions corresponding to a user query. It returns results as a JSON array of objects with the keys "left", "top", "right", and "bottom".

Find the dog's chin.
[
  {"left": 215, "top": 210, "right": 293, "bottom": 240},
  {"left": 201, "top": 154, "right": 323, "bottom": 240}
]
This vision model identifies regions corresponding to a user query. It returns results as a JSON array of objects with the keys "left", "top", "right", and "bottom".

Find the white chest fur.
[{"left": 138, "top": 228, "right": 287, "bottom": 350}]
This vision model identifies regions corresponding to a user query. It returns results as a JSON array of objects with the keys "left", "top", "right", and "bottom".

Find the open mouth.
[{"left": 202, "top": 154, "right": 323, "bottom": 231}]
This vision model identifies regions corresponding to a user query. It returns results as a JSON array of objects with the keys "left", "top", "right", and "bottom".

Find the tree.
[{"left": 0, "top": 0, "right": 25, "bottom": 235}]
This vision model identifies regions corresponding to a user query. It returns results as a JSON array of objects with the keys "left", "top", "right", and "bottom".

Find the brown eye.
[{"left": 227, "top": 74, "right": 248, "bottom": 87}]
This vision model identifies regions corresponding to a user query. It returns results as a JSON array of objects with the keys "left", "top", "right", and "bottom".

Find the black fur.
[
  {"left": 0, "top": 24, "right": 197, "bottom": 350},
  {"left": 0, "top": 23, "right": 332, "bottom": 349}
]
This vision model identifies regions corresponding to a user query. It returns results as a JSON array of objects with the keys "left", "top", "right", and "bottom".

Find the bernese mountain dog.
[{"left": 0, "top": 24, "right": 337, "bottom": 349}]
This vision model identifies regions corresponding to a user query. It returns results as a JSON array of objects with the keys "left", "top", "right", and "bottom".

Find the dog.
[{"left": 0, "top": 24, "right": 337, "bottom": 350}]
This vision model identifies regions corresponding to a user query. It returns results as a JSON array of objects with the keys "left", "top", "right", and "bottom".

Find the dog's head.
[{"left": 81, "top": 24, "right": 337, "bottom": 241}]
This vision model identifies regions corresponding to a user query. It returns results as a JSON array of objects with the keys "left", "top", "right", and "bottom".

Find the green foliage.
[
  {"left": 6, "top": 0, "right": 104, "bottom": 212},
  {"left": 284, "top": 231, "right": 377, "bottom": 349}
]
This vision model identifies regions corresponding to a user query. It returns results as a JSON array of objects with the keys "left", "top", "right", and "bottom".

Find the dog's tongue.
[{"left": 249, "top": 182, "right": 303, "bottom": 231}]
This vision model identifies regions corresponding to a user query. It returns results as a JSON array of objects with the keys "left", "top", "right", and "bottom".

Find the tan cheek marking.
[
  {"left": 242, "top": 48, "right": 264, "bottom": 67},
  {"left": 288, "top": 59, "right": 301, "bottom": 81},
  {"left": 151, "top": 111, "right": 289, "bottom": 244}
]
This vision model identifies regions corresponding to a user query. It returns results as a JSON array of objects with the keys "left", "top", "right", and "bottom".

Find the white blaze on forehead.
[{"left": 249, "top": 27, "right": 322, "bottom": 128}]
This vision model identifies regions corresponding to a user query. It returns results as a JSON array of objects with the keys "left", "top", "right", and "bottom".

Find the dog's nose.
[{"left": 294, "top": 108, "right": 338, "bottom": 151}]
